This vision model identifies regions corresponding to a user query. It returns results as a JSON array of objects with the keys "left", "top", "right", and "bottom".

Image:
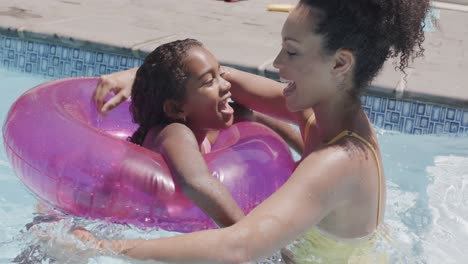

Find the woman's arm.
[
  {"left": 151, "top": 123, "right": 245, "bottom": 227},
  {"left": 231, "top": 101, "right": 304, "bottom": 155},
  {"left": 93, "top": 67, "right": 138, "bottom": 114},
  {"left": 224, "top": 67, "right": 298, "bottom": 123},
  {"left": 74, "top": 147, "right": 353, "bottom": 263},
  {"left": 92, "top": 67, "right": 299, "bottom": 123}
]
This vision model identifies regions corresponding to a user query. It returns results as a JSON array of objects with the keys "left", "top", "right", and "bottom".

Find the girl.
[{"left": 124, "top": 38, "right": 302, "bottom": 228}]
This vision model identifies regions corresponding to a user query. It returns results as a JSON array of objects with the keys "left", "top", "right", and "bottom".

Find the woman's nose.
[{"left": 273, "top": 49, "right": 284, "bottom": 69}]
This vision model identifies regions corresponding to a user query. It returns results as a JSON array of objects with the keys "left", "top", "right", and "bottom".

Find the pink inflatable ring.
[{"left": 2, "top": 77, "right": 295, "bottom": 232}]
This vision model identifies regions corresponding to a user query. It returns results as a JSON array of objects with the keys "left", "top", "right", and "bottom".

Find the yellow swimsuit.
[{"left": 286, "top": 114, "right": 384, "bottom": 264}]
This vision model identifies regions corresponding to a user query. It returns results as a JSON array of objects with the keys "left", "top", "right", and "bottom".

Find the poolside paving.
[{"left": 0, "top": 0, "right": 467, "bottom": 107}]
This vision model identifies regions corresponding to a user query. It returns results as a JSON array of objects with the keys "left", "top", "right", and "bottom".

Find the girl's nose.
[{"left": 220, "top": 77, "right": 231, "bottom": 92}]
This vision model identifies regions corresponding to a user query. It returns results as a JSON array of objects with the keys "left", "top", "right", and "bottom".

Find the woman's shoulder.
[{"left": 296, "top": 140, "right": 372, "bottom": 186}]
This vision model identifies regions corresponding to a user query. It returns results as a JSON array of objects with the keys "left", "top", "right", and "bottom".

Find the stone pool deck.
[{"left": 0, "top": 0, "right": 467, "bottom": 108}]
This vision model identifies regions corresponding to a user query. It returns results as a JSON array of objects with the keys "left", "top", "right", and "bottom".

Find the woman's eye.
[
  {"left": 220, "top": 72, "right": 226, "bottom": 77},
  {"left": 287, "top": 51, "right": 297, "bottom": 57}
]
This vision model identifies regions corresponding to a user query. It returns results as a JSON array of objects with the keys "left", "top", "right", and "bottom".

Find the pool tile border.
[{"left": 1, "top": 34, "right": 467, "bottom": 135}]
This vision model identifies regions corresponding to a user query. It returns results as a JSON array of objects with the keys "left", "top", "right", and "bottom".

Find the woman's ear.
[
  {"left": 332, "top": 49, "right": 354, "bottom": 79},
  {"left": 163, "top": 99, "right": 186, "bottom": 121}
]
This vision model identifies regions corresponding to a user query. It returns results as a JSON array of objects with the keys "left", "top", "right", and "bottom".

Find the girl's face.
[
  {"left": 182, "top": 47, "right": 234, "bottom": 130},
  {"left": 273, "top": 6, "right": 337, "bottom": 112}
]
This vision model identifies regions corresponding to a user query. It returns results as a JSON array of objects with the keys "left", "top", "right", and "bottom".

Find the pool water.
[{"left": 0, "top": 68, "right": 467, "bottom": 263}]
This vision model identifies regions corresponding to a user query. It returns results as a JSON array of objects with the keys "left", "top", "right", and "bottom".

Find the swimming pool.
[{"left": 0, "top": 68, "right": 467, "bottom": 263}]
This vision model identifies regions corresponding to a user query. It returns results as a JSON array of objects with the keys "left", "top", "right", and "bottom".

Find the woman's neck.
[{"left": 312, "top": 94, "right": 362, "bottom": 144}]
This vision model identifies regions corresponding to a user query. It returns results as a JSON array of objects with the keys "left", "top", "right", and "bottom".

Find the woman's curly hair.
[
  {"left": 299, "top": 0, "right": 430, "bottom": 97},
  {"left": 129, "top": 39, "right": 203, "bottom": 145}
]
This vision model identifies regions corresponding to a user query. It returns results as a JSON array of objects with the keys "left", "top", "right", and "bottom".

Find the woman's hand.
[
  {"left": 71, "top": 227, "right": 100, "bottom": 245},
  {"left": 93, "top": 67, "right": 138, "bottom": 115}
]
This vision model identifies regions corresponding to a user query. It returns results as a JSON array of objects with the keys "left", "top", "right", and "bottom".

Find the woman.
[{"left": 78, "top": 0, "right": 429, "bottom": 262}]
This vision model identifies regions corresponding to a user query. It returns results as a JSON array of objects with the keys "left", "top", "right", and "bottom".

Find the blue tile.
[
  {"left": 64, "top": 62, "right": 71, "bottom": 75},
  {"left": 413, "top": 128, "right": 422, "bottom": 134},
  {"left": 84, "top": 51, "right": 94, "bottom": 63},
  {"left": 402, "top": 102, "right": 414, "bottom": 117},
  {"left": 375, "top": 113, "right": 384, "bottom": 127},
  {"left": 27, "top": 41, "right": 34, "bottom": 51},
  {"left": 61, "top": 48, "right": 70, "bottom": 60},
  {"left": 72, "top": 48, "right": 80, "bottom": 59},
  {"left": 435, "top": 123, "right": 444, "bottom": 134},
  {"left": 380, "top": 98, "right": 387, "bottom": 112},
  {"left": 29, "top": 53, "right": 37, "bottom": 63},
  {"left": 440, "top": 108, "right": 447, "bottom": 122},
  {"left": 38, "top": 45, "right": 46, "bottom": 56},
  {"left": 404, "top": 118, "right": 414, "bottom": 133},
  {"left": 387, "top": 99, "right": 396, "bottom": 110},
  {"left": 52, "top": 56, "right": 60, "bottom": 66},
  {"left": 97, "top": 53, "right": 103, "bottom": 63},
  {"left": 75, "top": 61, "right": 83, "bottom": 70},
  {"left": 47, "top": 67, "right": 54, "bottom": 76},
  {"left": 416, "top": 103, "right": 426, "bottom": 115},
  {"left": 372, "top": 97, "right": 382, "bottom": 112},
  {"left": 444, "top": 122, "right": 451, "bottom": 133},
  {"left": 18, "top": 55, "right": 25, "bottom": 67},
  {"left": 428, "top": 122, "right": 434, "bottom": 133},
  {"left": 450, "top": 122, "right": 459, "bottom": 133},
  {"left": 431, "top": 106, "right": 441, "bottom": 121},
  {"left": 384, "top": 124, "right": 393, "bottom": 130},
  {"left": 456, "top": 110, "right": 462, "bottom": 121},
  {"left": 463, "top": 111, "right": 468, "bottom": 127},
  {"left": 50, "top": 45, "right": 56, "bottom": 55},
  {"left": 385, "top": 111, "right": 393, "bottom": 122},
  {"left": 109, "top": 55, "right": 117, "bottom": 67},
  {"left": 40, "top": 58, "right": 48, "bottom": 71},
  {"left": 391, "top": 112, "right": 400, "bottom": 123},
  {"left": 420, "top": 116, "right": 429, "bottom": 128},
  {"left": 99, "top": 64, "right": 107, "bottom": 74}
]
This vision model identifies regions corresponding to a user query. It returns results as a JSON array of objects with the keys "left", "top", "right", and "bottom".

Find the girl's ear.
[{"left": 163, "top": 99, "right": 186, "bottom": 121}]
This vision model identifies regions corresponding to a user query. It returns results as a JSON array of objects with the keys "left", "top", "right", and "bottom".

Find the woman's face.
[
  {"left": 273, "top": 5, "right": 337, "bottom": 112},
  {"left": 181, "top": 47, "right": 234, "bottom": 130}
]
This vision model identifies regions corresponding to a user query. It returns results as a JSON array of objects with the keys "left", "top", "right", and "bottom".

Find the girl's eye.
[
  {"left": 220, "top": 72, "right": 226, "bottom": 77},
  {"left": 204, "top": 78, "right": 214, "bottom": 85},
  {"left": 287, "top": 51, "right": 297, "bottom": 57}
]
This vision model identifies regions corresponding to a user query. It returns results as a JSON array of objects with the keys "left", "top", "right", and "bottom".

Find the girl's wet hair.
[
  {"left": 299, "top": 0, "right": 430, "bottom": 97},
  {"left": 129, "top": 39, "right": 203, "bottom": 145}
]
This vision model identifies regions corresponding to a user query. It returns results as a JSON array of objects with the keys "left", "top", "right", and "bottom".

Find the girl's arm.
[
  {"left": 150, "top": 123, "right": 245, "bottom": 227},
  {"left": 74, "top": 147, "right": 354, "bottom": 263}
]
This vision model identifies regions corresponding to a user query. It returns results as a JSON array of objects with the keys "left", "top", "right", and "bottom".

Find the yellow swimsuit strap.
[
  {"left": 327, "top": 130, "right": 383, "bottom": 227},
  {"left": 303, "top": 112, "right": 316, "bottom": 143}
]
